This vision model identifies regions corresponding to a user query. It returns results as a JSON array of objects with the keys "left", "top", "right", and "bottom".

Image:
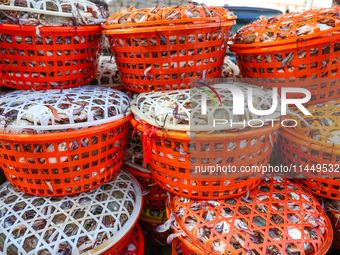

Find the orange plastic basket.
[
  {"left": 167, "top": 177, "right": 333, "bottom": 255},
  {"left": 122, "top": 224, "right": 145, "bottom": 255},
  {"left": 131, "top": 117, "right": 279, "bottom": 199},
  {"left": 102, "top": 5, "right": 236, "bottom": 93},
  {"left": 279, "top": 99, "right": 340, "bottom": 200},
  {"left": 126, "top": 166, "right": 167, "bottom": 209},
  {"left": 172, "top": 238, "right": 196, "bottom": 255},
  {"left": 0, "top": 116, "right": 131, "bottom": 196},
  {"left": 229, "top": 7, "right": 340, "bottom": 104},
  {"left": 0, "top": 24, "right": 102, "bottom": 90},
  {"left": 324, "top": 199, "right": 340, "bottom": 251}
]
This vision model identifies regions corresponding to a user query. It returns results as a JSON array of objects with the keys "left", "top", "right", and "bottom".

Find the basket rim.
[
  {"left": 281, "top": 128, "right": 340, "bottom": 153},
  {"left": 131, "top": 117, "right": 280, "bottom": 139},
  {"left": 229, "top": 32, "right": 340, "bottom": 52},
  {"left": 0, "top": 23, "right": 102, "bottom": 32},
  {"left": 134, "top": 224, "right": 145, "bottom": 255},
  {"left": 86, "top": 170, "right": 144, "bottom": 255},
  {"left": 167, "top": 192, "right": 333, "bottom": 255},
  {"left": 0, "top": 115, "right": 131, "bottom": 141},
  {"left": 102, "top": 20, "right": 234, "bottom": 34}
]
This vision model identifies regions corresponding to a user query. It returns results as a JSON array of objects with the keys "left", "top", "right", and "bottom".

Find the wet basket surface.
[
  {"left": 0, "top": 24, "right": 102, "bottom": 90},
  {"left": 102, "top": 5, "right": 236, "bottom": 93},
  {"left": 0, "top": 170, "right": 143, "bottom": 255},
  {"left": 167, "top": 177, "right": 333, "bottom": 255},
  {"left": 280, "top": 99, "right": 340, "bottom": 200}
]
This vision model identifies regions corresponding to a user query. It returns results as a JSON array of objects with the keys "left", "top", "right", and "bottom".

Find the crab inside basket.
[
  {"left": 130, "top": 83, "right": 281, "bottom": 199},
  {"left": 165, "top": 176, "right": 333, "bottom": 255},
  {"left": 125, "top": 130, "right": 167, "bottom": 209},
  {"left": 0, "top": 170, "right": 143, "bottom": 255},
  {"left": 0, "top": 0, "right": 108, "bottom": 90},
  {"left": 0, "top": 86, "right": 131, "bottom": 196},
  {"left": 102, "top": 4, "right": 236, "bottom": 93},
  {"left": 280, "top": 98, "right": 340, "bottom": 200},
  {"left": 229, "top": 7, "right": 340, "bottom": 104}
]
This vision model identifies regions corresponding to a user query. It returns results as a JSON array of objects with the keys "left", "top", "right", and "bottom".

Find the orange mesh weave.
[
  {"left": 168, "top": 178, "right": 333, "bottom": 255},
  {"left": 280, "top": 100, "right": 340, "bottom": 199},
  {"left": 232, "top": 7, "right": 340, "bottom": 47},
  {"left": 0, "top": 116, "right": 131, "bottom": 196},
  {"left": 131, "top": 118, "right": 279, "bottom": 199},
  {"left": 0, "top": 24, "right": 102, "bottom": 90}
]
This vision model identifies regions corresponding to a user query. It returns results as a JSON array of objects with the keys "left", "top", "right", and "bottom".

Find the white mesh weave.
[
  {"left": 0, "top": 170, "right": 142, "bottom": 255},
  {"left": 0, "top": 85, "right": 131, "bottom": 133},
  {"left": 90, "top": 56, "right": 122, "bottom": 89},
  {"left": 131, "top": 83, "right": 281, "bottom": 132},
  {"left": 0, "top": 0, "right": 103, "bottom": 18}
]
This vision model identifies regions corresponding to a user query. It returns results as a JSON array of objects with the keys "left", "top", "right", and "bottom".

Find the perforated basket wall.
[
  {"left": 280, "top": 99, "right": 340, "bottom": 200},
  {"left": 122, "top": 224, "right": 144, "bottom": 255},
  {"left": 125, "top": 131, "right": 167, "bottom": 209},
  {"left": 131, "top": 117, "right": 279, "bottom": 199},
  {"left": 172, "top": 237, "right": 196, "bottom": 255},
  {"left": 0, "top": 116, "right": 131, "bottom": 196},
  {"left": 0, "top": 170, "right": 143, "bottom": 255},
  {"left": 0, "top": 24, "right": 102, "bottom": 90},
  {"left": 90, "top": 56, "right": 123, "bottom": 89},
  {"left": 102, "top": 5, "right": 235, "bottom": 93},
  {"left": 138, "top": 208, "right": 170, "bottom": 246},
  {"left": 229, "top": 7, "right": 340, "bottom": 104},
  {"left": 168, "top": 177, "right": 333, "bottom": 255}
]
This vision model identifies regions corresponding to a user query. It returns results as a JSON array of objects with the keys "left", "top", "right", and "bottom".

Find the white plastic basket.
[
  {"left": 0, "top": 85, "right": 131, "bottom": 133},
  {"left": 0, "top": 170, "right": 142, "bottom": 255}
]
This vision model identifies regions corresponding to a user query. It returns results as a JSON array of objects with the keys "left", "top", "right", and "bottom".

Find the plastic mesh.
[
  {"left": 0, "top": 170, "right": 143, "bottom": 255},
  {"left": 123, "top": 224, "right": 144, "bottom": 255},
  {"left": 131, "top": 84, "right": 280, "bottom": 132},
  {"left": 90, "top": 56, "right": 122, "bottom": 89},
  {"left": 0, "top": 0, "right": 105, "bottom": 21},
  {"left": 169, "top": 177, "right": 332, "bottom": 255},
  {"left": 232, "top": 7, "right": 340, "bottom": 46},
  {"left": 104, "top": 4, "right": 235, "bottom": 29},
  {"left": 0, "top": 85, "right": 130, "bottom": 133}
]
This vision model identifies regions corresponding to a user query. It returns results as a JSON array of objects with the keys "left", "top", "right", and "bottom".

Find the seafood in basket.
[
  {"left": 102, "top": 4, "right": 236, "bottom": 93},
  {"left": 90, "top": 56, "right": 123, "bottom": 89},
  {"left": 229, "top": 7, "right": 340, "bottom": 104},
  {"left": 0, "top": 0, "right": 106, "bottom": 90},
  {"left": 280, "top": 98, "right": 340, "bottom": 200},
  {"left": 0, "top": 0, "right": 107, "bottom": 26},
  {"left": 0, "top": 170, "right": 143, "bottom": 255},
  {"left": 130, "top": 83, "right": 280, "bottom": 199},
  {"left": 139, "top": 208, "right": 170, "bottom": 246},
  {"left": 0, "top": 86, "right": 132, "bottom": 196},
  {"left": 125, "top": 130, "right": 167, "bottom": 209},
  {"left": 323, "top": 199, "right": 340, "bottom": 250},
  {"left": 165, "top": 177, "right": 333, "bottom": 255}
]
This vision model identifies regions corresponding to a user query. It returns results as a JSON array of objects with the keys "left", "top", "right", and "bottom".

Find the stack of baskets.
[
  {"left": 228, "top": 7, "right": 340, "bottom": 203},
  {"left": 0, "top": 0, "right": 145, "bottom": 252}
]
